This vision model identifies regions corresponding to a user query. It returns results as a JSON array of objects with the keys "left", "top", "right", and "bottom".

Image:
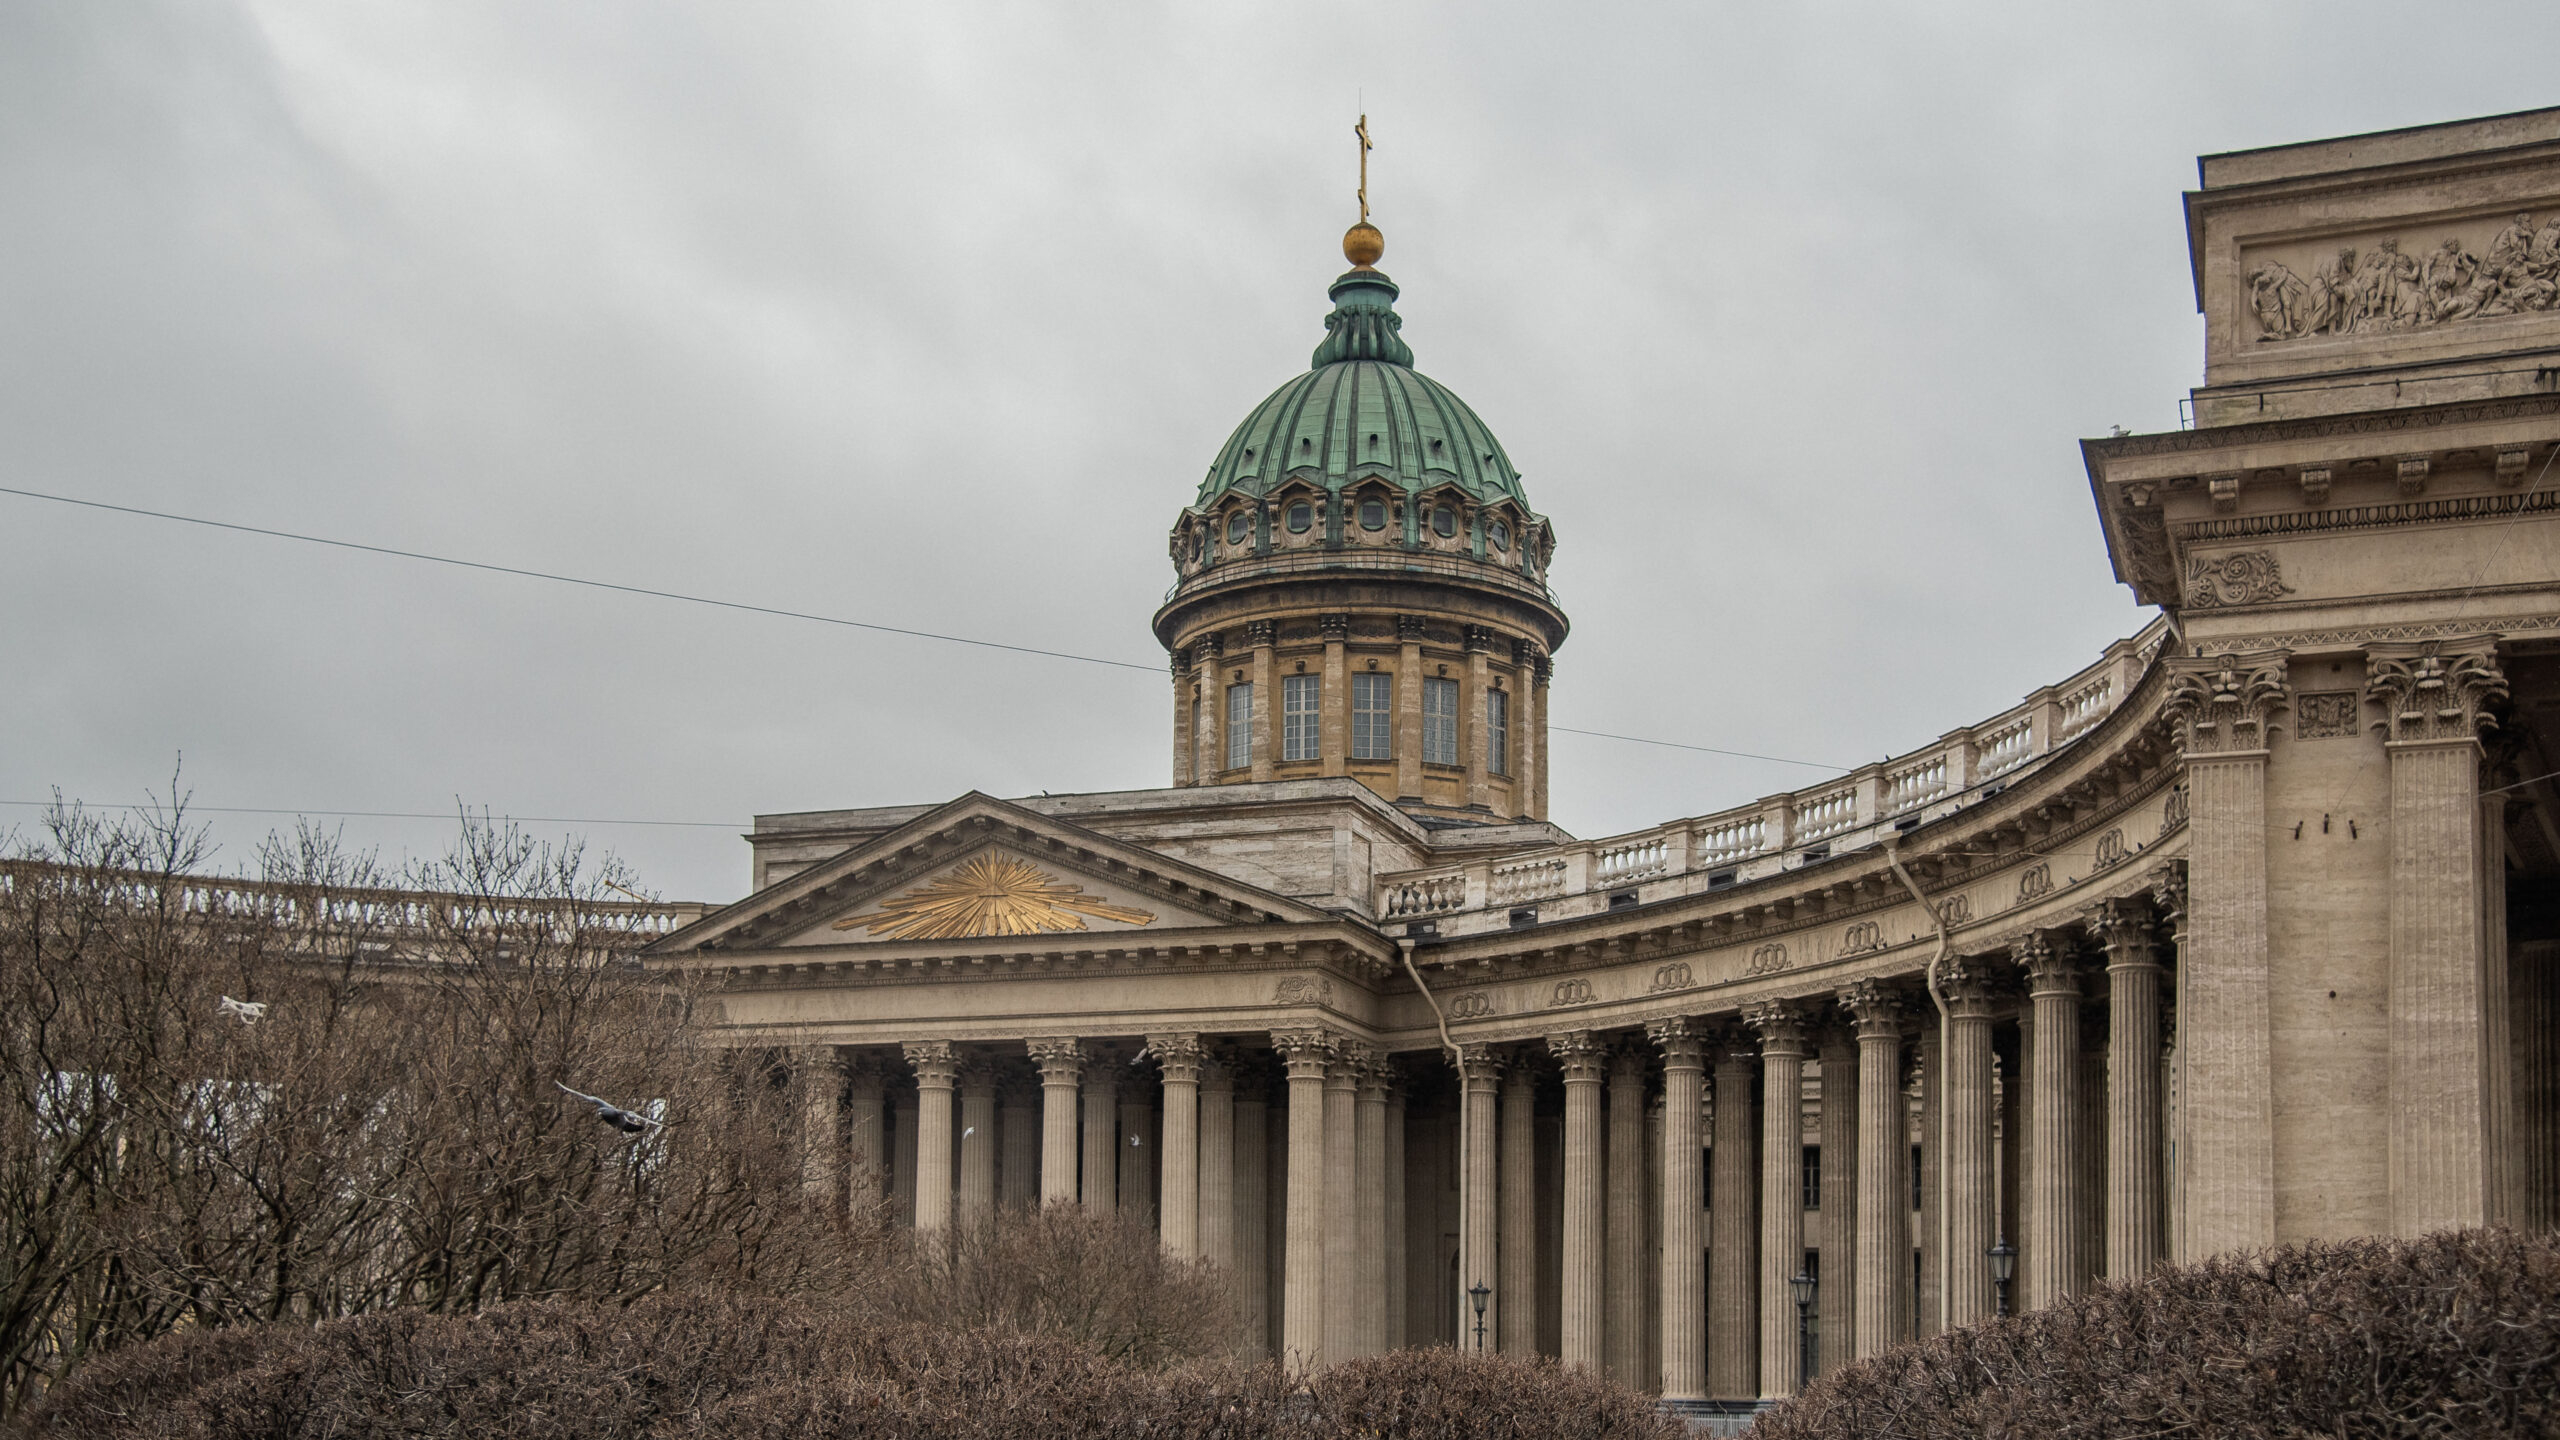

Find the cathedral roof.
[{"left": 1191, "top": 267, "right": 1530, "bottom": 512}]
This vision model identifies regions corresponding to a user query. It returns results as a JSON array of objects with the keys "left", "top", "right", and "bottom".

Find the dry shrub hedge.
[
  {"left": 20, "top": 1294, "right": 1684, "bottom": 1440},
  {"left": 1754, "top": 1226, "right": 2560, "bottom": 1440}
]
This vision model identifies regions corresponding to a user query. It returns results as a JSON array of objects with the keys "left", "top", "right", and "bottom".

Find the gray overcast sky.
[{"left": 4, "top": 3, "right": 2554, "bottom": 901}]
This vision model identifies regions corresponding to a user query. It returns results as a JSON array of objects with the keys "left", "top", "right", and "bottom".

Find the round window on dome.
[
  {"left": 1431, "top": 506, "right": 1457, "bottom": 538},
  {"left": 1359, "top": 499, "right": 1387, "bottom": 531},
  {"left": 1489, "top": 521, "right": 1510, "bottom": 551},
  {"left": 1226, "top": 512, "right": 1249, "bottom": 545},
  {"left": 1285, "top": 501, "right": 1312, "bottom": 534}
]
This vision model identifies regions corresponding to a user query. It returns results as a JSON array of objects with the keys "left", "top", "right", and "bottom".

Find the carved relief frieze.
[
  {"left": 1272, "top": 975, "right": 1335, "bottom": 1007},
  {"left": 2180, "top": 488, "right": 2560, "bottom": 546},
  {"left": 2161, "top": 651, "right": 2291, "bottom": 755},
  {"left": 2244, "top": 211, "right": 2560, "bottom": 342},
  {"left": 1838, "top": 920, "right": 1886, "bottom": 956},
  {"left": 1648, "top": 961, "right": 1694, "bottom": 993},
  {"left": 2184, "top": 550, "right": 2295, "bottom": 609},
  {"left": 1937, "top": 892, "right": 1974, "bottom": 927},
  {"left": 2201, "top": 613, "right": 2560, "bottom": 656},
  {"left": 2091, "top": 828, "right": 2130, "bottom": 872},
  {"left": 2096, "top": 393, "right": 2560, "bottom": 459},
  {"left": 2014, "top": 862, "right": 2054, "bottom": 907},
  {"left": 1449, "top": 990, "right": 1496, "bottom": 1020},
  {"left": 2364, "top": 639, "right": 2508, "bottom": 744},
  {"left": 2294, "top": 690, "right": 2363, "bottom": 740},
  {"left": 1550, "top": 978, "right": 1597, "bottom": 1008},
  {"left": 1745, "top": 943, "right": 1790, "bottom": 978}
]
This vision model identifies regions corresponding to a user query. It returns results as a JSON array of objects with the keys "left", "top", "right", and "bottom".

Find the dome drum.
[{"left": 1159, "top": 250, "right": 1566, "bottom": 825}]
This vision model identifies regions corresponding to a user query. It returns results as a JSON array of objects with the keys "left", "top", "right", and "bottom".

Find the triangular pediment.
[{"left": 646, "top": 792, "right": 1332, "bottom": 956}]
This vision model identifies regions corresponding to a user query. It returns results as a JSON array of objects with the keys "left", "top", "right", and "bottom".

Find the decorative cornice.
[
  {"left": 2365, "top": 637, "right": 2507, "bottom": 745},
  {"left": 2199, "top": 612, "right": 2560, "bottom": 655},
  {"left": 2176, "top": 485, "right": 2560, "bottom": 545},
  {"left": 2161, "top": 650, "right": 2291, "bottom": 755},
  {"left": 2088, "top": 392, "right": 2560, "bottom": 461}
]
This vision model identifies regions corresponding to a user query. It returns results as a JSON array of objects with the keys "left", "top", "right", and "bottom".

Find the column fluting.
[
  {"left": 1029, "top": 1038, "right": 1083, "bottom": 1207},
  {"left": 1650, "top": 1019, "right": 1707, "bottom": 1401},
  {"left": 1708, "top": 1033, "right": 1759, "bottom": 1398},
  {"left": 1153, "top": 1034, "right": 1205, "bottom": 1258},
  {"left": 1606, "top": 1043, "right": 1649, "bottom": 1389},
  {"left": 2021, "top": 931, "right": 2085, "bottom": 1310},
  {"left": 904, "top": 1041, "right": 960, "bottom": 1236},
  {"left": 1841, "top": 981, "right": 1909, "bottom": 1360},
  {"left": 1459, "top": 1048, "right": 1505, "bottom": 1353},
  {"left": 1942, "top": 960, "right": 2000, "bottom": 1327},
  {"left": 1273, "top": 1028, "right": 1336, "bottom": 1364},
  {"left": 2094, "top": 901, "right": 2165, "bottom": 1279},
  {"left": 1553, "top": 1031, "right": 1606, "bottom": 1370},
  {"left": 1748, "top": 1002, "right": 1810, "bottom": 1399},
  {"left": 1498, "top": 1056, "right": 1539, "bottom": 1354}
]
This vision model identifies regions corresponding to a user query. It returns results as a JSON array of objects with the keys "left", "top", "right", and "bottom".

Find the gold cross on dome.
[{"left": 1355, "top": 114, "right": 1372, "bottom": 223}]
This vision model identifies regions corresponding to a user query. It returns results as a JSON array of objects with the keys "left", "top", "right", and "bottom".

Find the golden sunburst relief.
[{"left": 833, "top": 854, "right": 1157, "bottom": 941}]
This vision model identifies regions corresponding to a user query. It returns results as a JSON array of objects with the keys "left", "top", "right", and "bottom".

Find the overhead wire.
[{"left": 0, "top": 482, "right": 1854, "bottom": 770}]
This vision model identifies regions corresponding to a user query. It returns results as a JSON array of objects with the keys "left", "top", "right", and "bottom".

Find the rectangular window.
[
  {"left": 1225, "top": 683, "right": 1252, "bottom": 771},
  {"left": 1487, "top": 687, "right": 1510, "bottom": 776},
  {"left": 1912, "top": 1144, "right": 1924, "bottom": 1212},
  {"left": 1351, "top": 672, "right": 1393, "bottom": 760},
  {"left": 1282, "top": 674, "right": 1319, "bottom": 761},
  {"left": 1803, "top": 1144, "right": 1822, "bottom": 1211},
  {"left": 1423, "top": 676, "right": 1459, "bottom": 765}
]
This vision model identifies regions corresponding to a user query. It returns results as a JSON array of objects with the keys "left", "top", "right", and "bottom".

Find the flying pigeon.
[
  {"left": 218, "top": 995, "right": 267, "bottom": 1025},
  {"left": 554, "top": 1081, "right": 659, "bottom": 1134}
]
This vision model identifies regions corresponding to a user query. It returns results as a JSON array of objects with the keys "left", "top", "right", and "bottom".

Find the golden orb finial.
[{"left": 1344, "top": 221, "right": 1385, "bottom": 269}]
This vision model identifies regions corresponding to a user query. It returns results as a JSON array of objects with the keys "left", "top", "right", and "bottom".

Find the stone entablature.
[{"left": 1375, "top": 620, "right": 2168, "bottom": 930}]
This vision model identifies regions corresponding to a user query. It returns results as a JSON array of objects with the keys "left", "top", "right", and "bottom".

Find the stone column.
[
  {"left": 1028, "top": 1038, "right": 1083, "bottom": 1206},
  {"left": 1464, "top": 626, "right": 1495, "bottom": 812},
  {"left": 1815, "top": 1023, "right": 1858, "bottom": 1374},
  {"left": 1081, "top": 1049, "right": 1120, "bottom": 1212},
  {"left": 1498, "top": 1056, "right": 1540, "bottom": 1354},
  {"left": 1356, "top": 1058, "right": 1391, "bottom": 1356},
  {"left": 1193, "top": 636, "right": 1223, "bottom": 780},
  {"left": 1606, "top": 1043, "right": 1649, "bottom": 1389},
  {"left": 1273, "top": 1028, "right": 1336, "bottom": 1363},
  {"left": 904, "top": 1041, "right": 959, "bottom": 1236},
  {"left": 1234, "top": 1064, "right": 1272, "bottom": 1358},
  {"left": 1171, "top": 648, "right": 1195, "bottom": 787},
  {"left": 1319, "top": 614, "right": 1350, "bottom": 778},
  {"left": 2154, "top": 866, "right": 2188, "bottom": 1263},
  {"left": 1840, "top": 981, "right": 1908, "bottom": 1360},
  {"left": 1395, "top": 615, "right": 1426, "bottom": 802},
  {"left": 2368, "top": 640, "right": 2511, "bottom": 1233},
  {"left": 1459, "top": 1048, "right": 1505, "bottom": 1352},
  {"left": 891, "top": 1085, "right": 919, "bottom": 1227},
  {"left": 1386, "top": 1078, "right": 1408, "bottom": 1349},
  {"left": 1551, "top": 1031, "right": 1605, "bottom": 1370},
  {"left": 1199, "top": 1052, "right": 1236, "bottom": 1268},
  {"left": 2092, "top": 900, "right": 2165, "bottom": 1279},
  {"left": 2160, "top": 651, "right": 2288, "bottom": 1255},
  {"left": 1323, "top": 1048, "right": 1363, "bottom": 1359},
  {"left": 1120, "top": 1093, "right": 1156, "bottom": 1224},
  {"left": 2515, "top": 940, "right": 2560, "bottom": 1234},
  {"left": 2019, "top": 931, "right": 2084, "bottom": 1310},
  {"left": 1152, "top": 1034, "right": 1204, "bottom": 1258},
  {"left": 1528, "top": 648, "right": 1552, "bottom": 820},
  {"left": 1942, "top": 958, "right": 2000, "bottom": 1327},
  {"left": 1247, "top": 619, "right": 1276, "bottom": 782},
  {"left": 958, "top": 1059, "right": 998, "bottom": 1224},
  {"left": 798, "top": 1045, "right": 843, "bottom": 1209},
  {"left": 1649, "top": 1019, "right": 1707, "bottom": 1400},
  {"left": 1914, "top": 1027, "right": 1940, "bottom": 1338},
  {"left": 1748, "top": 1002, "right": 1810, "bottom": 1398},
  {"left": 1511, "top": 642, "right": 1541, "bottom": 821},
  {"left": 999, "top": 1075, "right": 1039, "bottom": 1210},
  {"left": 1708, "top": 1032, "right": 1759, "bottom": 1398},
  {"left": 847, "top": 1053, "right": 888, "bottom": 1211}
]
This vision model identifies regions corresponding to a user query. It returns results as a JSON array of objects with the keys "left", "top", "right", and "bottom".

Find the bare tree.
[{"left": 0, "top": 796, "right": 883, "bottom": 1418}]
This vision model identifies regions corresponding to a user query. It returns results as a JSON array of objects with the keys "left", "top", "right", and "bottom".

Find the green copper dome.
[{"left": 1193, "top": 269, "right": 1529, "bottom": 510}]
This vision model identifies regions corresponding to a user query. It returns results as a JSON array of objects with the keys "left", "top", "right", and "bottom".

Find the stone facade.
[{"left": 643, "top": 107, "right": 2560, "bottom": 1405}]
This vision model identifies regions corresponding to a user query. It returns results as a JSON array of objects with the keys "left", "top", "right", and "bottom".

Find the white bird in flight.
[
  {"left": 554, "top": 1081, "right": 660, "bottom": 1135},
  {"left": 218, "top": 996, "right": 267, "bottom": 1025}
]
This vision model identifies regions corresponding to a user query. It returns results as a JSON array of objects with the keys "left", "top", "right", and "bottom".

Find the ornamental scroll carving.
[
  {"left": 1838, "top": 920, "right": 1885, "bottom": 956},
  {"left": 1550, "top": 978, "right": 1596, "bottom": 1008},
  {"left": 1745, "top": 943, "right": 1790, "bottom": 978},
  {"left": 2184, "top": 551, "right": 2295, "bottom": 609},
  {"left": 2161, "top": 651, "right": 2291, "bottom": 755},
  {"left": 1648, "top": 961, "right": 1694, "bottom": 993},
  {"left": 2364, "top": 639, "right": 2508, "bottom": 744},
  {"left": 1449, "top": 990, "right": 1495, "bottom": 1020},
  {"left": 2247, "top": 212, "right": 2560, "bottom": 342}
]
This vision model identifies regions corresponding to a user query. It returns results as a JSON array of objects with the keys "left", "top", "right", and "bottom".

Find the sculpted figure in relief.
[
  {"left": 2248, "top": 261, "right": 2308, "bottom": 340},
  {"left": 2258, "top": 214, "right": 2560, "bottom": 341}
]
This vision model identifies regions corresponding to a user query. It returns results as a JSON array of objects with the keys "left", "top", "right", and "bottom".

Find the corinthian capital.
[
  {"left": 2160, "top": 650, "right": 2290, "bottom": 755},
  {"left": 1743, "top": 999, "right": 1811, "bottom": 1058},
  {"left": 2364, "top": 638, "right": 2507, "bottom": 746}
]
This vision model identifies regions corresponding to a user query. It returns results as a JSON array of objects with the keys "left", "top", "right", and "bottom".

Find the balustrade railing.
[
  {"left": 1, "top": 862, "right": 704, "bottom": 943},
  {"left": 1371, "top": 620, "right": 2166, "bottom": 924}
]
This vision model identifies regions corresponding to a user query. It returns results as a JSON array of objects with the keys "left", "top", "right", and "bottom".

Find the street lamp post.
[
  {"left": 1987, "top": 1239, "right": 2016, "bottom": 1319},
  {"left": 1468, "top": 1280, "right": 1491, "bottom": 1352},
  {"left": 1789, "top": 1269, "right": 1817, "bottom": 1387}
]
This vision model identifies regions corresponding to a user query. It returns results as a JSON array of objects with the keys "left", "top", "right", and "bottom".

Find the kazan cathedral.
[{"left": 645, "top": 107, "right": 2560, "bottom": 1422}]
